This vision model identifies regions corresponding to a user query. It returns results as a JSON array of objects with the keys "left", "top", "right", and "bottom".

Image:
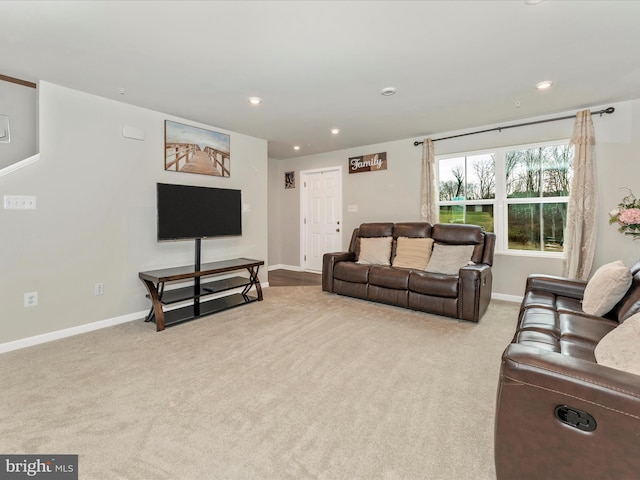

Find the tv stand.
[{"left": 138, "top": 257, "right": 264, "bottom": 331}]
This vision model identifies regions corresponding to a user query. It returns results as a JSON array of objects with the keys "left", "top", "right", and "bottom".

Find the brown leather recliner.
[
  {"left": 322, "top": 222, "right": 496, "bottom": 322},
  {"left": 495, "top": 261, "right": 640, "bottom": 480}
]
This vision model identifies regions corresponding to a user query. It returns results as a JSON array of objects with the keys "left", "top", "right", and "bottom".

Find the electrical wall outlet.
[
  {"left": 95, "top": 283, "right": 104, "bottom": 296},
  {"left": 24, "top": 291, "right": 38, "bottom": 307}
]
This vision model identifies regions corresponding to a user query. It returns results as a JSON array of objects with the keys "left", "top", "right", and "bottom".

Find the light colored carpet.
[{"left": 0, "top": 287, "right": 519, "bottom": 480}]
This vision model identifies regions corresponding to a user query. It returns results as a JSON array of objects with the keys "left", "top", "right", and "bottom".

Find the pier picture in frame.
[{"left": 164, "top": 120, "right": 231, "bottom": 177}]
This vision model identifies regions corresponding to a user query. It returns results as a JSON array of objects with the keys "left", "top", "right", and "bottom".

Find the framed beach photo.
[{"left": 164, "top": 120, "right": 230, "bottom": 177}]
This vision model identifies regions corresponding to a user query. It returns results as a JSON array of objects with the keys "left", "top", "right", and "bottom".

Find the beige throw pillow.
[
  {"left": 425, "top": 244, "right": 475, "bottom": 275},
  {"left": 582, "top": 260, "right": 632, "bottom": 316},
  {"left": 595, "top": 312, "right": 640, "bottom": 375},
  {"left": 392, "top": 237, "right": 434, "bottom": 269},
  {"left": 357, "top": 237, "right": 392, "bottom": 265}
]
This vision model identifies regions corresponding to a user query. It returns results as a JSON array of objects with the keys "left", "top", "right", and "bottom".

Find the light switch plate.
[
  {"left": 4, "top": 195, "right": 37, "bottom": 209},
  {"left": 0, "top": 114, "right": 9, "bottom": 143}
]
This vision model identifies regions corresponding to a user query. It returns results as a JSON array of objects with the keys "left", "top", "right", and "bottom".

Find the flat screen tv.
[{"left": 157, "top": 183, "right": 242, "bottom": 241}]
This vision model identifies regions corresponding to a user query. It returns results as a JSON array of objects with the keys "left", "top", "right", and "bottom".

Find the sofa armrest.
[
  {"left": 322, "top": 251, "right": 356, "bottom": 292},
  {"left": 525, "top": 274, "right": 587, "bottom": 300},
  {"left": 496, "top": 343, "right": 640, "bottom": 479},
  {"left": 458, "top": 264, "right": 492, "bottom": 322},
  {"left": 501, "top": 343, "right": 640, "bottom": 408}
]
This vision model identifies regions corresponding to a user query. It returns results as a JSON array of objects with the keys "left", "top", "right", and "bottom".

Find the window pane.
[
  {"left": 439, "top": 204, "right": 465, "bottom": 224},
  {"left": 508, "top": 202, "right": 568, "bottom": 251},
  {"left": 542, "top": 145, "right": 573, "bottom": 197},
  {"left": 542, "top": 202, "right": 567, "bottom": 252},
  {"left": 508, "top": 203, "right": 540, "bottom": 250},
  {"left": 506, "top": 148, "right": 542, "bottom": 198},
  {"left": 467, "top": 154, "right": 495, "bottom": 200},
  {"left": 466, "top": 204, "right": 494, "bottom": 232},
  {"left": 439, "top": 157, "right": 466, "bottom": 201},
  {"left": 440, "top": 204, "right": 494, "bottom": 232}
]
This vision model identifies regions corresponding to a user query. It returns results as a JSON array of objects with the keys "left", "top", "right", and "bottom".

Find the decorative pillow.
[
  {"left": 357, "top": 237, "right": 392, "bottom": 265},
  {"left": 392, "top": 237, "right": 434, "bottom": 269},
  {"left": 582, "top": 260, "right": 632, "bottom": 316},
  {"left": 425, "top": 244, "right": 475, "bottom": 275},
  {"left": 595, "top": 312, "right": 640, "bottom": 375}
]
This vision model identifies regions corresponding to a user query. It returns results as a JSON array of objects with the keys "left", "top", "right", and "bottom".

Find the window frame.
[{"left": 436, "top": 139, "right": 572, "bottom": 257}]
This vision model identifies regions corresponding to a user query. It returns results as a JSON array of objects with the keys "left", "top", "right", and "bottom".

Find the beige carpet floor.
[{"left": 0, "top": 287, "right": 519, "bottom": 480}]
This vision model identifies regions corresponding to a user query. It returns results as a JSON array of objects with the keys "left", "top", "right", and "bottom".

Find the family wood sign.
[{"left": 348, "top": 152, "right": 387, "bottom": 174}]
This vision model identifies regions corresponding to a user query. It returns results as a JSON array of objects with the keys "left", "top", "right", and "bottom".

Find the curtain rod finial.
[{"left": 414, "top": 141, "right": 423, "bottom": 146}]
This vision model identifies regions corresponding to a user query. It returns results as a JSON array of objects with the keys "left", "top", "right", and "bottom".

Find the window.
[
  {"left": 438, "top": 153, "right": 495, "bottom": 233},
  {"left": 437, "top": 141, "right": 574, "bottom": 254}
]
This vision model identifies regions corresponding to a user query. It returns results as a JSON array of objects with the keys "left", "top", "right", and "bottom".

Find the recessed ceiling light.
[
  {"left": 381, "top": 87, "right": 397, "bottom": 96},
  {"left": 293, "top": 145, "right": 300, "bottom": 151},
  {"left": 248, "top": 96, "right": 262, "bottom": 105},
  {"left": 331, "top": 128, "right": 340, "bottom": 135},
  {"left": 536, "top": 80, "right": 553, "bottom": 90},
  {"left": 525, "top": 0, "right": 545, "bottom": 5}
]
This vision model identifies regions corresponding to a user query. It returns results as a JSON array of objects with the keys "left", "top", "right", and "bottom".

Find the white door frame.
[{"left": 299, "top": 166, "right": 343, "bottom": 272}]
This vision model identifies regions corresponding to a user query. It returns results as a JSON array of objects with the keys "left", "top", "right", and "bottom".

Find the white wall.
[
  {"left": 268, "top": 99, "right": 640, "bottom": 297},
  {"left": 0, "top": 81, "right": 268, "bottom": 345},
  {"left": 0, "top": 79, "right": 37, "bottom": 169}
]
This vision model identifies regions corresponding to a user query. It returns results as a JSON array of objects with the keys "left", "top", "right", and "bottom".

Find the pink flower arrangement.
[{"left": 609, "top": 189, "right": 640, "bottom": 239}]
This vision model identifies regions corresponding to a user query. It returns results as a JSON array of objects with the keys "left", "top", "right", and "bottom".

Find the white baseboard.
[
  {"left": 268, "top": 264, "right": 304, "bottom": 272},
  {"left": 1, "top": 287, "right": 516, "bottom": 354},
  {"left": 491, "top": 292, "right": 523, "bottom": 303},
  {"left": 0, "top": 310, "right": 147, "bottom": 354},
  {"left": 1, "top": 284, "right": 273, "bottom": 354}
]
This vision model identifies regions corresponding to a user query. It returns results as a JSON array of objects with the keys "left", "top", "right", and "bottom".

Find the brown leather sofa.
[
  {"left": 495, "top": 261, "right": 640, "bottom": 480},
  {"left": 322, "top": 222, "right": 496, "bottom": 322}
]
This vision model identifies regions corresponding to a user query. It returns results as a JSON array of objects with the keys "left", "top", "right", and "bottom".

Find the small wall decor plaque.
[
  {"left": 285, "top": 171, "right": 295, "bottom": 189},
  {"left": 164, "top": 120, "right": 230, "bottom": 177},
  {"left": 348, "top": 152, "right": 387, "bottom": 174}
]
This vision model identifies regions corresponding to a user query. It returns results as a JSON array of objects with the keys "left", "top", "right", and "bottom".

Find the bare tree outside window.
[
  {"left": 438, "top": 154, "right": 495, "bottom": 232},
  {"left": 505, "top": 145, "right": 573, "bottom": 251},
  {"left": 437, "top": 142, "right": 572, "bottom": 253}
]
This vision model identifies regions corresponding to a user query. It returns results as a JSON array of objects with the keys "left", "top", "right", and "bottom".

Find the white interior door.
[{"left": 301, "top": 167, "right": 342, "bottom": 272}]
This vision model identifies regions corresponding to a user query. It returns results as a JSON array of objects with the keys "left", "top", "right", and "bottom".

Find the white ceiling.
[{"left": 2, "top": 1, "right": 640, "bottom": 160}]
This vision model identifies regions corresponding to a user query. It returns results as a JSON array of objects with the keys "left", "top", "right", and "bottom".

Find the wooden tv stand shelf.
[{"left": 139, "top": 257, "right": 264, "bottom": 331}]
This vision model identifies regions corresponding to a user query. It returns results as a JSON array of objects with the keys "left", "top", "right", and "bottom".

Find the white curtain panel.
[
  {"left": 562, "top": 110, "right": 598, "bottom": 280},
  {"left": 420, "top": 138, "right": 439, "bottom": 224}
]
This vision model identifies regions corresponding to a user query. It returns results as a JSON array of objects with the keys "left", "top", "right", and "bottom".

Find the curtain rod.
[{"left": 413, "top": 107, "right": 615, "bottom": 146}]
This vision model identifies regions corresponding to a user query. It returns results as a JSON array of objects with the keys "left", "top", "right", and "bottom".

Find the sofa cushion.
[
  {"left": 392, "top": 222, "right": 432, "bottom": 239},
  {"left": 518, "top": 307, "right": 561, "bottom": 337},
  {"left": 522, "top": 290, "right": 585, "bottom": 316},
  {"left": 369, "top": 265, "right": 410, "bottom": 289},
  {"left": 582, "top": 260, "right": 632, "bottom": 316},
  {"left": 334, "top": 262, "right": 370, "bottom": 283},
  {"left": 431, "top": 223, "right": 485, "bottom": 263},
  {"left": 595, "top": 312, "right": 640, "bottom": 375},
  {"left": 358, "top": 223, "right": 394, "bottom": 238},
  {"left": 425, "top": 244, "right": 475, "bottom": 275},
  {"left": 392, "top": 237, "right": 434, "bottom": 270},
  {"left": 409, "top": 271, "right": 458, "bottom": 298},
  {"left": 610, "top": 260, "right": 640, "bottom": 323},
  {"left": 517, "top": 305, "right": 618, "bottom": 360},
  {"left": 357, "top": 236, "right": 392, "bottom": 265}
]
